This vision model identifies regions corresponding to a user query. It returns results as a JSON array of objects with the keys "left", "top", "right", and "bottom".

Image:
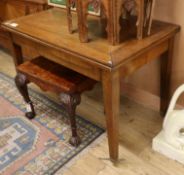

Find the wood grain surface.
[{"left": 2, "top": 8, "right": 180, "bottom": 161}]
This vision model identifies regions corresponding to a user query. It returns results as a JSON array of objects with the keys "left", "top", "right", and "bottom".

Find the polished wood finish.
[
  {"left": 17, "top": 57, "right": 96, "bottom": 94},
  {"left": 67, "top": 0, "right": 152, "bottom": 45},
  {"left": 0, "top": 0, "right": 48, "bottom": 51},
  {"left": 2, "top": 8, "right": 180, "bottom": 161},
  {"left": 15, "top": 73, "right": 36, "bottom": 119},
  {"left": 102, "top": 69, "right": 120, "bottom": 160},
  {"left": 16, "top": 56, "right": 96, "bottom": 146}
]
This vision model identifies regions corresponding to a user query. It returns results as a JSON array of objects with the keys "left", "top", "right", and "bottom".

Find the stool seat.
[
  {"left": 17, "top": 57, "right": 96, "bottom": 94},
  {"left": 15, "top": 56, "right": 96, "bottom": 147}
]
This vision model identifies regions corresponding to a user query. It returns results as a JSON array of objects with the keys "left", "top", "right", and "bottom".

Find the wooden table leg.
[
  {"left": 9, "top": 34, "right": 24, "bottom": 67},
  {"left": 102, "top": 69, "right": 120, "bottom": 161},
  {"left": 160, "top": 37, "right": 174, "bottom": 115}
]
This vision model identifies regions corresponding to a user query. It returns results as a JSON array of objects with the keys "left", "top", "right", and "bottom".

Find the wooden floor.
[{"left": 0, "top": 49, "right": 184, "bottom": 175}]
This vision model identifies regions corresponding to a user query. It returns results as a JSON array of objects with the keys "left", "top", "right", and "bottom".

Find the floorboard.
[{"left": 0, "top": 49, "right": 184, "bottom": 175}]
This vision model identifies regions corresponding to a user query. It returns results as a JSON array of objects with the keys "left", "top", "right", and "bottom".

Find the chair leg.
[
  {"left": 60, "top": 93, "right": 81, "bottom": 147},
  {"left": 15, "top": 73, "right": 36, "bottom": 119}
]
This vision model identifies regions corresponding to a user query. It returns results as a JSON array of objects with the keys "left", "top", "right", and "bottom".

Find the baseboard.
[{"left": 120, "top": 82, "right": 183, "bottom": 112}]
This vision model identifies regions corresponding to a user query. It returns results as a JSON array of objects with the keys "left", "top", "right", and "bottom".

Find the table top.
[{"left": 2, "top": 8, "right": 180, "bottom": 68}]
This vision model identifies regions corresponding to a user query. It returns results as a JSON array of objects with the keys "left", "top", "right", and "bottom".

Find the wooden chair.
[{"left": 15, "top": 56, "right": 96, "bottom": 147}]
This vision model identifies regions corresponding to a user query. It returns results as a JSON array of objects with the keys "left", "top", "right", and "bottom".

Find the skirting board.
[{"left": 121, "top": 82, "right": 183, "bottom": 112}]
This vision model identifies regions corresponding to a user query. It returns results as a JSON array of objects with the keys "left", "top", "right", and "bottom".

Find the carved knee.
[
  {"left": 60, "top": 93, "right": 81, "bottom": 110},
  {"left": 15, "top": 73, "right": 28, "bottom": 88}
]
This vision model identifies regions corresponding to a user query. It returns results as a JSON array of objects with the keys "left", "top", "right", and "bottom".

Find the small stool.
[{"left": 15, "top": 57, "right": 96, "bottom": 147}]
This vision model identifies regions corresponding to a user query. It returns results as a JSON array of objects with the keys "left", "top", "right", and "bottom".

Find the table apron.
[
  {"left": 120, "top": 39, "right": 169, "bottom": 78},
  {"left": 11, "top": 33, "right": 171, "bottom": 81},
  {"left": 11, "top": 34, "right": 102, "bottom": 81}
]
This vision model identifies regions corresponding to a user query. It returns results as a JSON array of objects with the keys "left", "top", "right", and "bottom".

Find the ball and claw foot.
[
  {"left": 25, "top": 102, "right": 36, "bottom": 119},
  {"left": 69, "top": 136, "right": 81, "bottom": 147},
  {"left": 25, "top": 111, "right": 36, "bottom": 119}
]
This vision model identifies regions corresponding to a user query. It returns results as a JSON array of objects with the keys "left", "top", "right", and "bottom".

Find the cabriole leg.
[
  {"left": 15, "top": 73, "right": 36, "bottom": 119},
  {"left": 60, "top": 93, "right": 81, "bottom": 147}
]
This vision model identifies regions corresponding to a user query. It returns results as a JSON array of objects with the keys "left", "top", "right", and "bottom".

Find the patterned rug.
[{"left": 0, "top": 73, "right": 104, "bottom": 175}]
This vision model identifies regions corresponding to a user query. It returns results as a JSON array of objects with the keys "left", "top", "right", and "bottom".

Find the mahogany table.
[{"left": 2, "top": 8, "right": 180, "bottom": 161}]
